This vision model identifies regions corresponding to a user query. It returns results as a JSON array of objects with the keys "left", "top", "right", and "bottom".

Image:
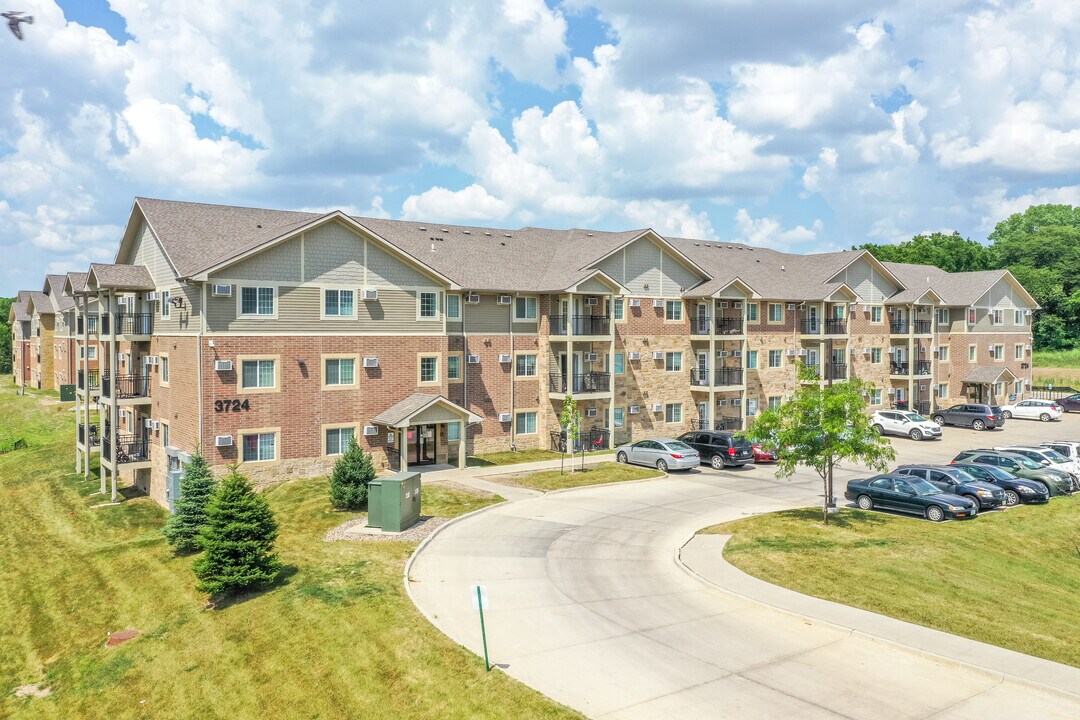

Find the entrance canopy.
[
  {"left": 371, "top": 392, "right": 481, "bottom": 428},
  {"left": 962, "top": 366, "right": 1018, "bottom": 385}
]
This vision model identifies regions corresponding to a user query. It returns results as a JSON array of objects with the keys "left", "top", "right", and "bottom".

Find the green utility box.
[
  {"left": 59, "top": 384, "right": 76, "bottom": 402},
  {"left": 367, "top": 471, "right": 422, "bottom": 533}
]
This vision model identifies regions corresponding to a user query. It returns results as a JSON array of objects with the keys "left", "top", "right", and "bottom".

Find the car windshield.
[
  {"left": 1041, "top": 448, "right": 1069, "bottom": 463},
  {"left": 1013, "top": 455, "right": 1042, "bottom": 469},
  {"left": 902, "top": 412, "right": 928, "bottom": 422},
  {"left": 946, "top": 468, "right": 976, "bottom": 482},
  {"left": 908, "top": 479, "right": 941, "bottom": 496},
  {"left": 664, "top": 441, "right": 695, "bottom": 453}
]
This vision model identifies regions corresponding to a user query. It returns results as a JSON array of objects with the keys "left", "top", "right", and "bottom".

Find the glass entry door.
[{"left": 410, "top": 424, "right": 437, "bottom": 466}]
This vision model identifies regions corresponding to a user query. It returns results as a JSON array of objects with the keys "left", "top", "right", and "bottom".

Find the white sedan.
[{"left": 1000, "top": 399, "right": 1064, "bottom": 422}]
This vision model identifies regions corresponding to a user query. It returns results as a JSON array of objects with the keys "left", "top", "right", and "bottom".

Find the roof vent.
[
  {"left": 256, "top": 224, "right": 262, "bottom": 228},
  {"left": 504, "top": 234, "right": 511, "bottom": 238},
  {"left": 419, "top": 227, "right": 426, "bottom": 231},
  {"left": 500, "top": 242, "right": 506, "bottom": 246},
  {"left": 484, "top": 232, "right": 491, "bottom": 236},
  {"left": 463, "top": 230, "right": 471, "bottom": 235},
  {"left": 587, "top": 233, "right": 594, "bottom": 237},
  {"left": 441, "top": 228, "right": 449, "bottom": 232}
]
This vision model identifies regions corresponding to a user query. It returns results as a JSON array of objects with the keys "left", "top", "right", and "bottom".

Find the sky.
[{"left": 2, "top": 0, "right": 1079, "bottom": 296}]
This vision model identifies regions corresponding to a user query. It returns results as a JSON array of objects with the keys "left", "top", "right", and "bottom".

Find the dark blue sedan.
[{"left": 845, "top": 473, "right": 978, "bottom": 522}]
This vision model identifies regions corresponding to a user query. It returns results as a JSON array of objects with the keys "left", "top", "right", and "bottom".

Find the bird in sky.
[{"left": 3, "top": 11, "right": 33, "bottom": 40}]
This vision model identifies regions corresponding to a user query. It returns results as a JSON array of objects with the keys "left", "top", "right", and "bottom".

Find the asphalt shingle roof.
[
  {"left": 963, "top": 366, "right": 1018, "bottom": 384},
  {"left": 88, "top": 263, "right": 156, "bottom": 291},
  {"left": 65, "top": 271, "right": 90, "bottom": 295},
  {"left": 26, "top": 291, "right": 55, "bottom": 315},
  {"left": 44, "top": 274, "right": 75, "bottom": 311}
]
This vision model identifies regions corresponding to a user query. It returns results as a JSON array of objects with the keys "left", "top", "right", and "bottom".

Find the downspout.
[
  {"left": 461, "top": 293, "right": 469, "bottom": 459},
  {"left": 509, "top": 294, "right": 515, "bottom": 450},
  {"left": 197, "top": 281, "right": 206, "bottom": 453}
]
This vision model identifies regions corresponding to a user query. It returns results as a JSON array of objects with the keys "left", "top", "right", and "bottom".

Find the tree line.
[
  {"left": 856, "top": 204, "right": 1080, "bottom": 351},
  {"left": 0, "top": 297, "right": 12, "bottom": 375}
]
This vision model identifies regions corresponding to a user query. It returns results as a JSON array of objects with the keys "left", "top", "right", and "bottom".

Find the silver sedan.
[{"left": 615, "top": 438, "right": 701, "bottom": 472}]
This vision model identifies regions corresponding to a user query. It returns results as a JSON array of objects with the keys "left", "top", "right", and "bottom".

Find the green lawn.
[
  {"left": 493, "top": 461, "right": 661, "bottom": 491},
  {"left": 467, "top": 448, "right": 613, "bottom": 467},
  {"left": 702, "top": 503, "right": 1080, "bottom": 668},
  {"left": 0, "top": 383, "right": 579, "bottom": 719},
  {"left": 1033, "top": 348, "right": 1080, "bottom": 369}
]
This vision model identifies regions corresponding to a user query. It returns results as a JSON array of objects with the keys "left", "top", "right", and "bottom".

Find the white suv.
[
  {"left": 871, "top": 410, "right": 943, "bottom": 440},
  {"left": 994, "top": 445, "right": 1080, "bottom": 479}
]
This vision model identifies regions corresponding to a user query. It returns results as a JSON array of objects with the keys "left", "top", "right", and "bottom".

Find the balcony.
[
  {"left": 890, "top": 360, "right": 931, "bottom": 376},
  {"left": 101, "top": 373, "right": 150, "bottom": 401},
  {"left": 890, "top": 320, "right": 909, "bottom": 334},
  {"left": 716, "top": 317, "right": 744, "bottom": 336},
  {"left": 691, "top": 317, "right": 712, "bottom": 335},
  {"left": 801, "top": 363, "right": 821, "bottom": 381},
  {"left": 76, "top": 313, "right": 99, "bottom": 335},
  {"left": 101, "top": 312, "right": 153, "bottom": 337},
  {"left": 691, "top": 417, "right": 742, "bottom": 431},
  {"left": 913, "top": 360, "right": 931, "bottom": 376},
  {"left": 913, "top": 319, "right": 932, "bottom": 335},
  {"left": 690, "top": 367, "right": 744, "bottom": 387},
  {"left": 549, "top": 315, "right": 611, "bottom": 336},
  {"left": 890, "top": 361, "right": 909, "bottom": 375},
  {"left": 77, "top": 423, "right": 99, "bottom": 447},
  {"left": 824, "top": 318, "right": 848, "bottom": 335},
  {"left": 800, "top": 319, "right": 821, "bottom": 335},
  {"left": 77, "top": 369, "right": 100, "bottom": 392},
  {"left": 102, "top": 434, "right": 149, "bottom": 465},
  {"left": 826, "top": 362, "right": 847, "bottom": 380},
  {"left": 549, "top": 372, "right": 611, "bottom": 394}
]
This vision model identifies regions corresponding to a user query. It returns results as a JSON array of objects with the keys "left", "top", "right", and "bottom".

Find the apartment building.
[
  {"left": 62, "top": 198, "right": 1037, "bottom": 509},
  {"left": 9, "top": 290, "right": 32, "bottom": 387}
]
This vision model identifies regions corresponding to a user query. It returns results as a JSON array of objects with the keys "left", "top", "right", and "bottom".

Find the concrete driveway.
[{"left": 408, "top": 415, "right": 1080, "bottom": 719}]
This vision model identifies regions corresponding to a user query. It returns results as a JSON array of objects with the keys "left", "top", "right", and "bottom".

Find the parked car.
[
  {"left": 844, "top": 474, "right": 978, "bottom": 521},
  {"left": 931, "top": 404, "right": 1005, "bottom": 430},
  {"left": 871, "top": 410, "right": 942, "bottom": 440},
  {"left": 615, "top": 438, "right": 700, "bottom": 472},
  {"left": 953, "top": 463, "right": 1050, "bottom": 505},
  {"left": 1000, "top": 399, "right": 1063, "bottom": 422},
  {"left": 676, "top": 431, "right": 754, "bottom": 470},
  {"left": 894, "top": 465, "right": 1004, "bottom": 510},
  {"left": 1057, "top": 393, "right": 1080, "bottom": 412},
  {"left": 950, "top": 450, "right": 1074, "bottom": 496},
  {"left": 1038, "top": 441, "right": 1080, "bottom": 464},
  {"left": 993, "top": 445, "right": 1080, "bottom": 480},
  {"left": 749, "top": 442, "right": 778, "bottom": 463}
]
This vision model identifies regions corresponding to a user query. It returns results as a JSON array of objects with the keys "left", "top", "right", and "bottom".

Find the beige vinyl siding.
[
  {"left": 303, "top": 222, "right": 366, "bottom": 284},
  {"left": 577, "top": 278, "right": 613, "bottom": 294},
  {"left": 971, "top": 279, "right": 1033, "bottom": 332},
  {"left": 446, "top": 320, "right": 463, "bottom": 334},
  {"left": 366, "top": 241, "right": 433, "bottom": 288},
  {"left": 212, "top": 237, "right": 302, "bottom": 282},
  {"left": 661, "top": 254, "right": 701, "bottom": 296},
  {"left": 154, "top": 285, "right": 202, "bottom": 334},
  {"left": 833, "top": 257, "right": 898, "bottom": 304},
  {"left": 131, "top": 222, "right": 176, "bottom": 288},
  {"left": 463, "top": 295, "right": 513, "bottom": 333},
  {"left": 411, "top": 404, "right": 463, "bottom": 424},
  {"left": 593, "top": 236, "right": 705, "bottom": 297},
  {"left": 622, "top": 240, "right": 664, "bottom": 295},
  {"left": 205, "top": 286, "right": 431, "bottom": 333}
]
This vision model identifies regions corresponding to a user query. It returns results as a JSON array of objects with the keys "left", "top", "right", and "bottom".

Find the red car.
[{"left": 751, "top": 444, "right": 778, "bottom": 463}]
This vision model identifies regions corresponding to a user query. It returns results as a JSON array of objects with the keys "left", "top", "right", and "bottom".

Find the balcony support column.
[
  {"left": 108, "top": 290, "right": 119, "bottom": 501},
  {"left": 566, "top": 292, "right": 574, "bottom": 402},
  {"left": 908, "top": 304, "right": 915, "bottom": 410},
  {"left": 708, "top": 313, "right": 716, "bottom": 428},
  {"left": 608, "top": 293, "right": 616, "bottom": 426}
]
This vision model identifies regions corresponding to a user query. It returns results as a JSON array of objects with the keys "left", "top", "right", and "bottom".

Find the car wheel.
[
  {"left": 965, "top": 495, "right": 981, "bottom": 511},
  {"left": 616, "top": 452, "right": 628, "bottom": 464},
  {"left": 1002, "top": 410, "right": 1012, "bottom": 419},
  {"left": 656, "top": 459, "right": 668, "bottom": 472},
  {"left": 1040, "top": 413, "right": 1051, "bottom": 422},
  {"left": 872, "top": 424, "right": 884, "bottom": 435},
  {"left": 926, "top": 505, "right": 946, "bottom": 522},
  {"left": 909, "top": 428, "right": 922, "bottom": 440},
  {"left": 932, "top": 415, "right": 946, "bottom": 426},
  {"left": 857, "top": 494, "right": 874, "bottom": 511},
  {"left": 972, "top": 419, "right": 986, "bottom": 430},
  {"left": 710, "top": 455, "right": 724, "bottom": 470},
  {"left": 1003, "top": 489, "right": 1020, "bottom": 506}
]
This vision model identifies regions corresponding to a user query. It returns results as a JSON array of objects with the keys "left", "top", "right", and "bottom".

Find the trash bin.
[
  {"left": 366, "top": 471, "right": 421, "bottom": 533},
  {"left": 60, "top": 384, "right": 76, "bottom": 402}
]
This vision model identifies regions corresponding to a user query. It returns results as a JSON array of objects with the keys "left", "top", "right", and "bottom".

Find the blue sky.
[{"left": 2, "top": 1, "right": 1079, "bottom": 295}]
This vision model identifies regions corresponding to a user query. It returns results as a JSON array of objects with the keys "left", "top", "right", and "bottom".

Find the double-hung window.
[
  {"left": 418, "top": 291, "right": 438, "bottom": 319},
  {"left": 419, "top": 356, "right": 439, "bottom": 383},
  {"left": 324, "top": 289, "right": 354, "bottom": 317},
  {"left": 447, "top": 354, "right": 462, "bottom": 381},
  {"left": 768, "top": 303, "right": 783, "bottom": 323},
  {"left": 869, "top": 389, "right": 882, "bottom": 405},
  {"left": 1014, "top": 309, "right": 1024, "bottom": 325},
  {"left": 241, "top": 359, "right": 275, "bottom": 390},
  {"left": 515, "top": 411, "right": 537, "bottom": 434},
  {"left": 160, "top": 355, "right": 170, "bottom": 385},
  {"left": 325, "top": 357, "right": 355, "bottom": 386},
  {"left": 870, "top": 348, "right": 882, "bottom": 364},
  {"left": 242, "top": 432, "right": 276, "bottom": 462},
  {"left": 516, "top": 354, "right": 537, "bottom": 377},
  {"left": 613, "top": 352, "right": 625, "bottom": 374},
  {"left": 768, "top": 350, "right": 782, "bottom": 368},
  {"left": 326, "top": 427, "right": 355, "bottom": 456},
  {"left": 613, "top": 407, "right": 625, "bottom": 428},
  {"left": 937, "top": 346, "right": 949, "bottom": 362},
  {"left": 514, "top": 297, "right": 537, "bottom": 321},
  {"left": 240, "top": 287, "right": 275, "bottom": 316},
  {"left": 665, "top": 351, "right": 682, "bottom": 372},
  {"left": 746, "top": 303, "right": 759, "bottom": 322},
  {"left": 446, "top": 294, "right": 461, "bottom": 319},
  {"left": 871, "top": 306, "right": 883, "bottom": 323},
  {"left": 160, "top": 290, "right": 171, "bottom": 318},
  {"left": 992, "top": 344, "right": 1004, "bottom": 361},
  {"left": 665, "top": 403, "right": 682, "bottom": 423},
  {"left": 613, "top": 298, "right": 624, "bottom": 321},
  {"left": 1015, "top": 344, "right": 1024, "bottom": 360},
  {"left": 665, "top": 301, "right": 683, "bottom": 321},
  {"left": 991, "top": 309, "right": 1004, "bottom": 326},
  {"left": 745, "top": 350, "right": 758, "bottom": 369}
]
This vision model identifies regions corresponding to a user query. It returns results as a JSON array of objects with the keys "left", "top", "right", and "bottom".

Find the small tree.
[
  {"left": 329, "top": 437, "right": 375, "bottom": 510},
  {"left": 163, "top": 450, "right": 216, "bottom": 553},
  {"left": 560, "top": 394, "right": 581, "bottom": 474},
  {"left": 193, "top": 467, "right": 282, "bottom": 597},
  {"left": 743, "top": 362, "right": 896, "bottom": 525}
]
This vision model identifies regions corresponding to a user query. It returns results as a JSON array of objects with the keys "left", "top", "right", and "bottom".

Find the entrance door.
[
  {"left": 805, "top": 305, "right": 819, "bottom": 332},
  {"left": 410, "top": 424, "right": 437, "bottom": 466},
  {"left": 697, "top": 401, "right": 708, "bottom": 429},
  {"left": 806, "top": 348, "right": 819, "bottom": 368}
]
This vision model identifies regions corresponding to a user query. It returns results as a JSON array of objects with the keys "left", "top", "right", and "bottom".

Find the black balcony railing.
[
  {"left": 102, "top": 434, "right": 148, "bottom": 464},
  {"left": 801, "top": 319, "right": 821, "bottom": 334},
  {"left": 101, "top": 373, "right": 150, "bottom": 399},
  {"left": 716, "top": 317, "right": 743, "bottom": 335},
  {"left": 912, "top": 360, "right": 931, "bottom": 375},
  {"left": 77, "top": 424, "right": 99, "bottom": 447},
  {"left": 690, "top": 368, "right": 711, "bottom": 386},
  {"left": 549, "top": 372, "right": 611, "bottom": 394},
  {"left": 912, "top": 401, "right": 931, "bottom": 415},
  {"left": 804, "top": 363, "right": 821, "bottom": 378},
  {"left": 102, "top": 313, "right": 153, "bottom": 336},
  {"left": 913, "top": 319, "right": 932, "bottom": 334},
  {"left": 890, "top": 361, "right": 909, "bottom": 375},
  {"left": 715, "top": 367, "right": 743, "bottom": 386},
  {"left": 824, "top": 318, "right": 847, "bottom": 335},
  {"left": 77, "top": 369, "right": 100, "bottom": 391},
  {"left": 826, "top": 362, "right": 847, "bottom": 380},
  {"left": 691, "top": 317, "right": 712, "bottom": 335},
  {"left": 890, "top": 320, "right": 909, "bottom": 334},
  {"left": 550, "top": 428, "right": 611, "bottom": 452},
  {"left": 691, "top": 417, "right": 742, "bottom": 431},
  {"left": 573, "top": 314, "right": 610, "bottom": 336},
  {"left": 76, "top": 313, "right": 99, "bottom": 335}
]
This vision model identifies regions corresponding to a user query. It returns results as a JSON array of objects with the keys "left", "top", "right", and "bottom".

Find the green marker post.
[{"left": 476, "top": 585, "right": 491, "bottom": 672}]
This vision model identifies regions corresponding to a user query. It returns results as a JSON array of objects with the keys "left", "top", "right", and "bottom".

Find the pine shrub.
[
  {"left": 329, "top": 438, "right": 375, "bottom": 510},
  {"left": 162, "top": 450, "right": 216, "bottom": 553}
]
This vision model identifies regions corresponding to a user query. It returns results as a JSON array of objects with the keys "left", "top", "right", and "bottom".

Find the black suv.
[
  {"left": 676, "top": 431, "right": 754, "bottom": 470},
  {"left": 895, "top": 464, "right": 1005, "bottom": 510},
  {"left": 931, "top": 404, "right": 1005, "bottom": 430}
]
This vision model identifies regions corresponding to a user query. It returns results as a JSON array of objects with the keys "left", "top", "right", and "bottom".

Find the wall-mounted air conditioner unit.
[
  {"left": 215, "top": 360, "right": 233, "bottom": 371},
  {"left": 498, "top": 412, "right": 512, "bottom": 423},
  {"left": 585, "top": 408, "right": 599, "bottom": 417},
  {"left": 651, "top": 403, "right": 663, "bottom": 412},
  {"left": 498, "top": 354, "right": 511, "bottom": 363},
  {"left": 118, "top": 352, "right": 127, "bottom": 362},
  {"left": 628, "top": 352, "right": 641, "bottom": 361},
  {"left": 628, "top": 298, "right": 641, "bottom": 307},
  {"left": 720, "top": 301, "right": 729, "bottom": 308},
  {"left": 887, "top": 387, "right": 896, "bottom": 394},
  {"left": 786, "top": 349, "right": 796, "bottom": 356},
  {"left": 361, "top": 289, "right": 379, "bottom": 301},
  {"left": 363, "top": 357, "right": 379, "bottom": 368},
  {"left": 467, "top": 354, "right": 481, "bottom": 364},
  {"left": 144, "top": 418, "right": 154, "bottom": 429},
  {"left": 215, "top": 435, "right": 233, "bottom": 447},
  {"left": 718, "top": 399, "right": 728, "bottom": 407},
  {"left": 862, "top": 305, "right": 870, "bottom": 312},
  {"left": 652, "top": 299, "right": 664, "bottom": 308},
  {"left": 363, "top": 425, "right": 378, "bottom": 436},
  {"left": 497, "top": 295, "right": 512, "bottom": 305},
  {"left": 719, "top": 350, "right": 730, "bottom": 357},
  {"left": 734, "top": 302, "right": 743, "bottom": 309},
  {"left": 651, "top": 351, "right": 664, "bottom": 360},
  {"left": 146, "top": 355, "right": 159, "bottom": 365},
  {"left": 585, "top": 352, "right": 598, "bottom": 362},
  {"left": 787, "top": 303, "right": 796, "bottom": 310},
  {"left": 849, "top": 347, "right": 857, "bottom": 355},
  {"left": 466, "top": 293, "right": 481, "bottom": 304},
  {"left": 797, "top": 349, "right": 808, "bottom": 356},
  {"left": 146, "top": 292, "right": 160, "bottom": 302},
  {"left": 919, "top": 385, "right": 927, "bottom": 392},
  {"left": 212, "top": 284, "right": 232, "bottom": 297},
  {"left": 732, "top": 397, "right": 742, "bottom": 406},
  {"left": 1024, "top": 344, "right": 1031, "bottom": 350},
  {"left": 585, "top": 297, "right": 598, "bottom": 306},
  {"left": 862, "top": 348, "right": 871, "bottom": 354},
  {"left": 628, "top": 405, "right": 640, "bottom": 414}
]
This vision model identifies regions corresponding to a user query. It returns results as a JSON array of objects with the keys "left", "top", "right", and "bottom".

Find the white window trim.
[
  {"left": 665, "top": 351, "right": 683, "bottom": 372},
  {"left": 416, "top": 290, "right": 440, "bottom": 321},
  {"left": 513, "top": 296, "right": 538, "bottom": 322},
  {"left": 515, "top": 353, "right": 538, "bottom": 377},
  {"left": 665, "top": 403, "right": 683, "bottom": 424},
  {"left": 239, "top": 427, "right": 280, "bottom": 464},
  {"left": 321, "top": 287, "right": 358, "bottom": 320},
  {"left": 664, "top": 300, "right": 684, "bottom": 322},
  {"left": 768, "top": 350, "right": 783, "bottom": 368},
  {"left": 446, "top": 293, "right": 461, "bottom": 320},
  {"left": 746, "top": 302, "right": 760, "bottom": 323},
  {"left": 159, "top": 352, "right": 170, "bottom": 387},
  {"left": 160, "top": 290, "right": 171, "bottom": 319},
  {"left": 237, "top": 286, "right": 277, "bottom": 319},
  {"left": 515, "top": 410, "right": 538, "bottom": 435}
]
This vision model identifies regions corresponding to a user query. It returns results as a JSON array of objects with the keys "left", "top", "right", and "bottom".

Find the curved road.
[{"left": 409, "top": 423, "right": 1080, "bottom": 719}]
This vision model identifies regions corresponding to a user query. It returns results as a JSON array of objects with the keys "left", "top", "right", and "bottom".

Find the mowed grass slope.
[
  {"left": 495, "top": 462, "right": 662, "bottom": 491},
  {"left": 0, "top": 384, "right": 579, "bottom": 719},
  {"left": 703, "top": 503, "right": 1080, "bottom": 667}
]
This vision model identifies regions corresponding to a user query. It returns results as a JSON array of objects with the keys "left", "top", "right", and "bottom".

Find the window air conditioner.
[
  {"left": 497, "top": 295, "right": 512, "bottom": 305},
  {"left": 215, "top": 360, "right": 233, "bottom": 371},
  {"left": 628, "top": 298, "right": 641, "bottom": 307},
  {"left": 652, "top": 299, "right": 664, "bottom": 308},
  {"left": 215, "top": 435, "right": 233, "bottom": 447},
  {"left": 862, "top": 305, "right": 870, "bottom": 312},
  {"left": 585, "top": 408, "right": 599, "bottom": 417},
  {"left": 719, "top": 350, "right": 730, "bottom": 357},
  {"left": 212, "top": 284, "right": 232, "bottom": 297},
  {"left": 786, "top": 349, "right": 796, "bottom": 356},
  {"left": 720, "top": 301, "right": 729, "bottom": 308},
  {"left": 733, "top": 350, "right": 742, "bottom": 357},
  {"left": 118, "top": 352, "right": 127, "bottom": 362},
  {"left": 628, "top": 405, "right": 640, "bottom": 414},
  {"left": 498, "top": 354, "right": 511, "bottom": 363},
  {"left": 786, "top": 303, "right": 795, "bottom": 310},
  {"left": 628, "top": 352, "right": 641, "bottom": 361},
  {"left": 732, "top": 397, "right": 742, "bottom": 406},
  {"left": 862, "top": 348, "right": 871, "bottom": 354},
  {"left": 651, "top": 403, "right": 663, "bottom": 412},
  {"left": 718, "top": 399, "right": 728, "bottom": 407},
  {"left": 797, "top": 349, "right": 808, "bottom": 356},
  {"left": 1024, "top": 344, "right": 1031, "bottom": 350},
  {"left": 585, "top": 297, "right": 598, "bottom": 306},
  {"left": 146, "top": 292, "right": 159, "bottom": 301},
  {"left": 467, "top": 354, "right": 481, "bottom": 364},
  {"left": 466, "top": 293, "right": 481, "bottom": 304},
  {"left": 651, "top": 351, "right": 664, "bottom": 360},
  {"left": 887, "top": 388, "right": 895, "bottom": 394},
  {"left": 361, "top": 289, "right": 379, "bottom": 301},
  {"left": 362, "top": 357, "right": 379, "bottom": 368},
  {"left": 498, "top": 412, "right": 512, "bottom": 423},
  {"left": 144, "top": 418, "right": 154, "bottom": 429},
  {"left": 363, "top": 425, "right": 378, "bottom": 436},
  {"left": 146, "top": 355, "right": 159, "bottom": 365},
  {"left": 585, "top": 352, "right": 598, "bottom": 362}
]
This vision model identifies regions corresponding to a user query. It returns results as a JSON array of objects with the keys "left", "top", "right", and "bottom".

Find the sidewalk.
[
  {"left": 680, "top": 534, "right": 1080, "bottom": 698},
  {"left": 417, "top": 452, "right": 615, "bottom": 501}
]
